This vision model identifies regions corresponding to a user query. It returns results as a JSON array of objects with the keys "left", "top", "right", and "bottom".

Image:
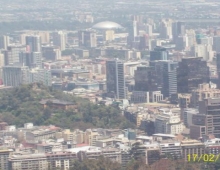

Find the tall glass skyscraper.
[{"left": 106, "top": 59, "right": 126, "bottom": 99}]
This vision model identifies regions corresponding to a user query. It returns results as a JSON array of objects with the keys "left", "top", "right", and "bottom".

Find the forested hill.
[{"left": 0, "top": 83, "right": 135, "bottom": 130}]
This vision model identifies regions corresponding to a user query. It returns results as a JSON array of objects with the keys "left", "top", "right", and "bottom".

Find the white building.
[{"left": 155, "top": 109, "right": 185, "bottom": 135}]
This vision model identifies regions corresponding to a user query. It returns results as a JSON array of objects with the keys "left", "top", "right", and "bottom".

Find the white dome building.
[{"left": 92, "top": 21, "right": 123, "bottom": 30}]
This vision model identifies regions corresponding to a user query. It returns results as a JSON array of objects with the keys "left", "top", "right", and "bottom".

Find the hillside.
[{"left": 0, "top": 83, "right": 135, "bottom": 130}]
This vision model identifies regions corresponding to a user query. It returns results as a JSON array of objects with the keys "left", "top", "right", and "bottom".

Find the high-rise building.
[
  {"left": 199, "top": 98, "right": 220, "bottom": 138},
  {"left": 3, "top": 64, "right": 30, "bottom": 87},
  {"left": 127, "top": 21, "right": 139, "bottom": 47},
  {"left": 213, "top": 36, "right": 220, "bottom": 52},
  {"left": 217, "top": 53, "right": 220, "bottom": 89},
  {"left": 25, "top": 35, "right": 41, "bottom": 52},
  {"left": 139, "top": 34, "right": 149, "bottom": 50},
  {"left": 19, "top": 52, "right": 42, "bottom": 68},
  {"left": 0, "top": 35, "right": 9, "bottom": 50},
  {"left": 0, "top": 53, "right": 5, "bottom": 79},
  {"left": 52, "top": 31, "right": 67, "bottom": 51},
  {"left": 0, "top": 150, "right": 12, "bottom": 170},
  {"left": 150, "top": 46, "right": 168, "bottom": 61},
  {"left": 177, "top": 57, "right": 209, "bottom": 93},
  {"left": 172, "top": 21, "right": 185, "bottom": 42},
  {"left": 78, "top": 30, "right": 97, "bottom": 48},
  {"left": 134, "top": 66, "right": 157, "bottom": 91},
  {"left": 160, "top": 19, "right": 173, "bottom": 39},
  {"left": 162, "top": 61, "right": 178, "bottom": 98},
  {"left": 146, "top": 24, "right": 153, "bottom": 36},
  {"left": 106, "top": 59, "right": 126, "bottom": 99},
  {"left": 3, "top": 45, "right": 26, "bottom": 65},
  {"left": 42, "top": 46, "right": 61, "bottom": 61}
]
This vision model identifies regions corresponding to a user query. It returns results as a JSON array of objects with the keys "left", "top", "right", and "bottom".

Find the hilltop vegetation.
[{"left": 0, "top": 83, "right": 135, "bottom": 130}]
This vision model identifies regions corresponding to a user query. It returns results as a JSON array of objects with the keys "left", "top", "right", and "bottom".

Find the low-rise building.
[{"left": 181, "top": 140, "right": 205, "bottom": 161}]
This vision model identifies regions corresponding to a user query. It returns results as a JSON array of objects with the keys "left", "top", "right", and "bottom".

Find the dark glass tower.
[
  {"left": 177, "top": 57, "right": 209, "bottom": 93},
  {"left": 150, "top": 46, "right": 168, "bottom": 61},
  {"left": 106, "top": 59, "right": 126, "bottom": 99},
  {"left": 134, "top": 66, "right": 157, "bottom": 92}
]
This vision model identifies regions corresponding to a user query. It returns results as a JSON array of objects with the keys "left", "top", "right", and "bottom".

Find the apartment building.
[
  {"left": 181, "top": 140, "right": 205, "bottom": 161},
  {"left": 9, "top": 154, "right": 48, "bottom": 170}
]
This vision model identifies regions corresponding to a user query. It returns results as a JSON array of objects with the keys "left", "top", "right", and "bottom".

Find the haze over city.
[{"left": 0, "top": 0, "right": 220, "bottom": 170}]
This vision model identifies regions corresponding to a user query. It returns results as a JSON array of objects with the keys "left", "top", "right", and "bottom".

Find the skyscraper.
[
  {"left": 106, "top": 59, "right": 126, "bottom": 99},
  {"left": 78, "top": 30, "right": 97, "bottom": 48},
  {"left": 134, "top": 66, "right": 157, "bottom": 91},
  {"left": 150, "top": 46, "right": 168, "bottom": 61},
  {"left": 52, "top": 31, "right": 67, "bottom": 51},
  {"left": 127, "top": 21, "right": 139, "bottom": 47},
  {"left": 160, "top": 19, "right": 173, "bottom": 39},
  {"left": 3, "top": 45, "right": 26, "bottom": 65},
  {"left": 172, "top": 21, "right": 185, "bottom": 42},
  {"left": 162, "top": 61, "right": 178, "bottom": 98},
  {"left": 19, "top": 52, "right": 42, "bottom": 68},
  {"left": 25, "top": 35, "right": 41, "bottom": 52},
  {"left": 0, "top": 35, "right": 9, "bottom": 50},
  {"left": 216, "top": 53, "right": 220, "bottom": 89},
  {"left": 177, "top": 57, "right": 209, "bottom": 93},
  {"left": 213, "top": 36, "right": 220, "bottom": 53},
  {"left": 198, "top": 98, "right": 220, "bottom": 138}
]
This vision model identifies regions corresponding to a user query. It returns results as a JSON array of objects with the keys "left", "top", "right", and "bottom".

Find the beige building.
[
  {"left": 9, "top": 154, "right": 48, "bottom": 170},
  {"left": 191, "top": 83, "right": 220, "bottom": 107},
  {"left": 181, "top": 140, "right": 205, "bottom": 161},
  {"left": 104, "top": 30, "right": 115, "bottom": 41},
  {"left": 84, "top": 129, "right": 100, "bottom": 146},
  {"left": 0, "top": 149, "right": 12, "bottom": 170}
]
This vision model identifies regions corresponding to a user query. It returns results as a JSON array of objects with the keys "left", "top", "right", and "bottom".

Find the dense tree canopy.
[{"left": 0, "top": 83, "right": 135, "bottom": 130}]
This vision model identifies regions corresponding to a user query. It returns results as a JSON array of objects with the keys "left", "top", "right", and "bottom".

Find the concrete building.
[
  {"left": 191, "top": 83, "right": 220, "bottom": 107},
  {"left": 25, "top": 35, "right": 41, "bottom": 52},
  {"left": 84, "top": 129, "right": 100, "bottom": 146},
  {"left": 52, "top": 31, "right": 67, "bottom": 51},
  {"left": 106, "top": 59, "right": 126, "bottom": 99},
  {"left": 150, "top": 46, "right": 168, "bottom": 61},
  {"left": 19, "top": 52, "right": 42, "bottom": 68},
  {"left": 9, "top": 154, "right": 48, "bottom": 170},
  {"left": 177, "top": 57, "right": 209, "bottom": 93},
  {"left": 3, "top": 64, "right": 29, "bottom": 87},
  {"left": 104, "top": 30, "right": 115, "bottom": 41},
  {"left": 130, "top": 91, "right": 150, "bottom": 103},
  {"left": 216, "top": 53, "right": 220, "bottom": 89},
  {"left": 0, "top": 35, "right": 9, "bottom": 50},
  {"left": 172, "top": 21, "right": 185, "bottom": 42},
  {"left": 160, "top": 19, "right": 173, "bottom": 39},
  {"left": 181, "top": 140, "right": 205, "bottom": 161},
  {"left": 42, "top": 46, "right": 61, "bottom": 61},
  {"left": 78, "top": 30, "right": 97, "bottom": 48},
  {"left": 160, "top": 142, "right": 181, "bottom": 159},
  {"left": 3, "top": 45, "right": 26, "bottom": 65},
  {"left": 183, "top": 108, "right": 199, "bottom": 128},
  {"left": 0, "top": 150, "right": 12, "bottom": 170},
  {"left": 155, "top": 109, "right": 185, "bottom": 135},
  {"left": 134, "top": 66, "right": 157, "bottom": 92},
  {"left": 161, "top": 61, "right": 178, "bottom": 98},
  {"left": 25, "top": 126, "right": 60, "bottom": 141},
  {"left": 199, "top": 98, "right": 220, "bottom": 138},
  {"left": 29, "top": 68, "right": 51, "bottom": 86},
  {"left": 213, "top": 36, "right": 220, "bottom": 53},
  {"left": 46, "top": 151, "right": 77, "bottom": 170}
]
